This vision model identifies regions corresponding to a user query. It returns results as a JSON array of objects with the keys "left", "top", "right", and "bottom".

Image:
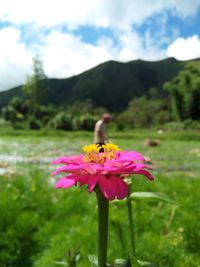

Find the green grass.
[{"left": 0, "top": 129, "right": 200, "bottom": 266}]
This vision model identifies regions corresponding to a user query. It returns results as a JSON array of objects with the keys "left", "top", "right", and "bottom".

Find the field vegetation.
[{"left": 0, "top": 129, "right": 199, "bottom": 266}]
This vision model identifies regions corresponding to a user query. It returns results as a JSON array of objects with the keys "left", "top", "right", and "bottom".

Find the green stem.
[
  {"left": 96, "top": 192, "right": 109, "bottom": 267},
  {"left": 127, "top": 185, "right": 135, "bottom": 256}
]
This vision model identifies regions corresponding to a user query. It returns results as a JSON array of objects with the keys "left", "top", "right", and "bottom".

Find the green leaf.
[
  {"left": 130, "top": 192, "right": 177, "bottom": 205},
  {"left": 88, "top": 255, "right": 98, "bottom": 267},
  {"left": 137, "top": 259, "right": 157, "bottom": 266},
  {"left": 137, "top": 260, "right": 150, "bottom": 266},
  {"left": 114, "top": 256, "right": 157, "bottom": 267},
  {"left": 115, "top": 258, "right": 125, "bottom": 265},
  {"left": 53, "top": 261, "right": 68, "bottom": 266},
  {"left": 118, "top": 257, "right": 132, "bottom": 267},
  {"left": 129, "top": 256, "right": 141, "bottom": 267}
]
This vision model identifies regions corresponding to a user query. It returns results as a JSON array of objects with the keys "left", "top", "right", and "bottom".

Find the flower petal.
[
  {"left": 51, "top": 154, "right": 84, "bottom": 165},
  {"left": 97, "top": 175, "right": 128, "bottom": 200},
  {"left": 134, "top": 170, "right": 154, "bottom": 180},
  {"left": 97, "top": 175, "right": 117, "bottom": 200},
  {"left": 55, "top": 176, "right": 76, "bottom": 189},
  {"left": 77, "top": 175, "right": 99, "bottom": 192},
  {"left": 115, "top": 151, "right": 145, "bottom": 164},
  {"left": 112, "top": 176, "right": 129, "bottom": 199},
  {"left": 51, "top": 164, "right": 88, "bottom": 176}
]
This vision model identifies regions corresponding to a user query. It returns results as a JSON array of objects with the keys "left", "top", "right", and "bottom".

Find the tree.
[
  {"left": 2, "top": 96, "right": 29, "bottom": 126},
  {"left": 164, "top": 64, "right": 200, "bottom": 121},
  {"left": 116, "top": 96, "right": 170, "bottom": 129},
  {"left": 23, "top": 56, "right": 48, "bottom": 106}
]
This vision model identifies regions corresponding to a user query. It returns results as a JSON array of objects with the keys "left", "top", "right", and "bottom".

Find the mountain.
[{"left": 0, "top": 57, "right": 199, "bottom": 112}]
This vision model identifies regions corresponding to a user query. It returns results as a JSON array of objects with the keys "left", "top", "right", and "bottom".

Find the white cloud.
[
  {"left": 0, "top": 26, "right": 33, "bottom": 90},
  {"left": 167, "top": 35, "right": 200, "bottom": 60},
  {"left": 0, "top": 0, "right": 200, "bottom": 28},
  {"left": 169, "top": 0, "right": 200, "bottom": 17},
  {"left": 42, "top": 31, "right": 115, "bottom": 78},
  {"left": 0, "top": 0, "right": 104, "bottom": 28},
  {"left": 114, "top": 26, "right": 168, "bottom": 61}
]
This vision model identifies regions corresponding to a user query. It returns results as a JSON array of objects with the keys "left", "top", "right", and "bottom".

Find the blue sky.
[{"left": 0, "top": 0, "right": 200, "bottom": 91}]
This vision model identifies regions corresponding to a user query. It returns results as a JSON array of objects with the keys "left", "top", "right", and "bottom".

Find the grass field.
[{"left": 0, "top": 129, "right": 200, "bottom": 267}]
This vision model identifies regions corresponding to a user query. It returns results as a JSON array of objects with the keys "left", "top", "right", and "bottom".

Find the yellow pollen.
[
  {"left": 82, "top": 143, "right": 120, "bottom": 164},
  {"left": 83, "top": 144, "right": 101, "bottom": 153}
]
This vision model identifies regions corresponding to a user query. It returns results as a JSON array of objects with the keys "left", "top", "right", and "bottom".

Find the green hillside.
[
  {"left": 0, "top": 57, "right": 199, "bottom": 112},
  {"left": 0, "top": 86, "right": 23, "bottom": 109}
]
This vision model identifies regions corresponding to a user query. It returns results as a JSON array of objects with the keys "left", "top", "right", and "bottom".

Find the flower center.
[{"left": 83, "top": 144, "right": 120, "bottom": 164}]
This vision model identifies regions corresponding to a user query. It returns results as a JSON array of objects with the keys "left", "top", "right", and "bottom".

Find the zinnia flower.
[{"left": 51, "top": 144, "right": 154, "bottom": 200}]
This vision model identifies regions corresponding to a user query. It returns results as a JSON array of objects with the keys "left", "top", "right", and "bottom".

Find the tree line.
[{"left": 1, "top": 57, "right": 200, "bottom": 131}]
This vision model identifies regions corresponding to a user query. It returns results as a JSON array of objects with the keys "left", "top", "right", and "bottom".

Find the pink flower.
[{"left": 51, "top": 144, "right": 154, "bottom": 200}]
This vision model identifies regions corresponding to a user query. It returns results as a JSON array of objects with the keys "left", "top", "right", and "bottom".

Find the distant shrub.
[
  {"left": 28, "top": 116, "right": 42, "bottom": 130},
  {"left": 79, "top": 114, "right": 97, "bottom": 131},
  {"left": 0, "top": 117, "right": 10, "bottom": 128},
  {"left": 154, "top": 110, "right": 171, "bottom": 125},
  {"left": 32, "top": 105, "right": 56, "bottom": 125},
  {"left": 115, "top": 112, "right": 131, "bottom": 131},
  {"left": 115, "top": 97, "right": 171, "bottom": 129},
  {"left": 48, "top": 111, "right": 73, "bottom": 130},
  {"left": 48, "top": 111, "right": 98, "bottom": 131},
  {"left": 162, "top": 121, "right": 184, "bottom": 131},
  {"left": 183, "top": 119, "right": 200, "bottom": 130},
  {"left": 2, "top": 97, "right": 29, "bottom": 124},
  {"left": 163, "top": 120, "right": 200, "bottom": 132}
]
